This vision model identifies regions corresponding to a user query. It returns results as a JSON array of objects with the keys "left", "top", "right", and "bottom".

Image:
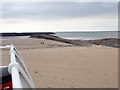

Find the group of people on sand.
[{"left": 41, "top": 42, "right": 44, "bottom": 44}]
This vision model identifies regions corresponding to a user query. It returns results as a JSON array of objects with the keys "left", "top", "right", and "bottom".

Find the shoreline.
[
  {"left": 31, "top": 34, "right": 120, "bottom": 48},
  {"left": 0, "top": 34, "right": 120, "bottom": 48},
  {"left": 0, "top": 31, "right": 119, "bottom": 48},
  {"left": 1, "top": 33, "right": 119, "bottom": 48}
]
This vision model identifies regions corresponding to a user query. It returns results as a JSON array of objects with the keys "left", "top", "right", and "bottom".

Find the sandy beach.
[{"left": 1, "top": 38, "right": 118, "bottom": 88}]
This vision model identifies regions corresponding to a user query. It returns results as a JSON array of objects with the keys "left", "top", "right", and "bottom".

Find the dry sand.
[{"left": 1, "top": 38, "right": 118, "bottom": 88}]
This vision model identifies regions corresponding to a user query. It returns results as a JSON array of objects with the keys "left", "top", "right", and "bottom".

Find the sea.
[
  {"left": 0, "top": 36, "right": 30, "bottom": 40},
  {"left": 55, "top": 31, "right": 119, "bottom": 40},
  {"left": 0, "top": 31, "right": 119, "bottom": 40}
]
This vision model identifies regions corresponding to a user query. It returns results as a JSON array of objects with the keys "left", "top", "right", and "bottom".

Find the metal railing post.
[
  {"left": 9, "top": 45, "right": 22, "bottom": 89},
  {"left": 1, "top": 45, "right": 35, "bottom": 88}
]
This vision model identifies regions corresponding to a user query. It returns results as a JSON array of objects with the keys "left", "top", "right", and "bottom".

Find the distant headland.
[{"left": 0, "top": 32, "right": 55, "bottom": 36}]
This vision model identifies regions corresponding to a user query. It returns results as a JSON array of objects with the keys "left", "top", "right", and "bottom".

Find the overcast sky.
[{"left": 0, "top": 1, "right": 118, "bottom": 32}]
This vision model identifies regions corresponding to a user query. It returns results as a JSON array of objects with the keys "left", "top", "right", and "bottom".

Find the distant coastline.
[
  {"left": 0, "top": 32, "right": 55, "bottom": 36},
  {"left": 0, "top": 32, "right": 119, "bottom": 48}
]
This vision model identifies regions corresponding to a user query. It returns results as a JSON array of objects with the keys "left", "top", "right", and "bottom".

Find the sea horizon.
[
  {"left": 55, "top": 31, "right": 119, "bottom": 40},
  {"left": 0, "top": 31, "right": 119, "bottom": 40}
]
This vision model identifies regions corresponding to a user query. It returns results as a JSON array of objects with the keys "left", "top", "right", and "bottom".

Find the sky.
[{"left": 0, "top": 0, "right": 119, "bottom": 32}]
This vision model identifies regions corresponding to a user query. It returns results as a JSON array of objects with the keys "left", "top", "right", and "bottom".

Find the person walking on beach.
[{"left": 41, "top": 42, "right": 44, "bottom": 44}]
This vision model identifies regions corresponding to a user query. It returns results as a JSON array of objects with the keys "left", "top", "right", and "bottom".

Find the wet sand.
[{"left": 1, "top": 38, "right": 118, "bottom": 88}]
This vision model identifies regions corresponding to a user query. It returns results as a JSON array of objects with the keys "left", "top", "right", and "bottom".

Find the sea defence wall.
[
  {"left": 31, "top": 34, "right": 120, "bottom": 48},
  {"left": 31, "top": 34, "right": 91, "bottom": 46}
]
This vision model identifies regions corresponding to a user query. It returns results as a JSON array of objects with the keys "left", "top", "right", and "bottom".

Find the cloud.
[
  {"left": 1, "top": 16, "right": 118, "bottom": 32},
  {"left": 1, "top": 2, "right": 118, "bottom": 20},
  {"left": 1, "top": 2, "right": 118, "bottom": 32},
  {"left": 1, "top": 0, "right": 119, "bottom": 2}
]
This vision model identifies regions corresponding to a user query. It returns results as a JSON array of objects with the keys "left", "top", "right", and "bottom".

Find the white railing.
[{"left": 0, "top": 45, "right": 35, "bottom": 89}]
